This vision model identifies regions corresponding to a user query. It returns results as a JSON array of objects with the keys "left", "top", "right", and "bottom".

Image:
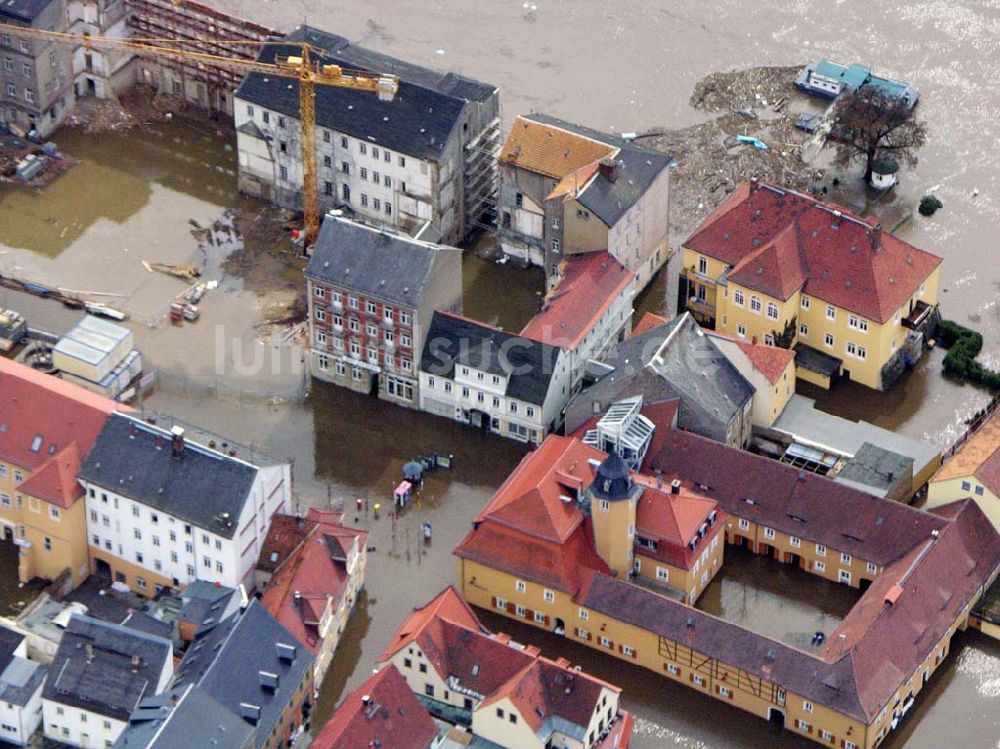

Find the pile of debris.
[
  {"left": 637, "top": 65, "right": 825, "bottom": 239},
  {"left": 690, "top": 65, "right": 801, "bottom": 113}
]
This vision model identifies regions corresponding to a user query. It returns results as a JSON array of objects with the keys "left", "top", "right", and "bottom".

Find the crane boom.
[{"left": 0, "top": 21, "right": 399, "bottom": 243}]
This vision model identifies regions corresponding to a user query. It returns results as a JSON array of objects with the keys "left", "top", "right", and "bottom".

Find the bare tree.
[{"left": 833, "top": 87, "right": 927, "bottom": 183}]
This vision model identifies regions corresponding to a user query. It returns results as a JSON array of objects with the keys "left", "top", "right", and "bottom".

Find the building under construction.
[
  {"left": 63, "top": 0, "right": 281, "bottom": 117},
  {"left": 233, "top": 25, "right": 501, "bottom": 245}
]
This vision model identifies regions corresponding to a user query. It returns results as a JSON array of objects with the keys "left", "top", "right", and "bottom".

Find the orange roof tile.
[
  {"left": 473, "top": 435, "right": 604, "bottom": 541},
  {"left": 521, "top": 252, "right": 633, "bottom": 351},
  {"left": 546, "top": 160, "right": 601, "bottom": 200},
  {"left": 629, "top": 312, "right": 669, "bottom": 338},
  {"left": 708, "top": 331, "right": 796, "bottom": 385},
  {"left": 0, "top": 358, "right": 127, "bottom": 506},
  {"left": 932, "top": 408, "right": 1000, "bottom": 495},
  {"left": 684, "top": 182, "right": 942, "bottom": 323},
  {"left": 500, "top": 116, "right": 616, "bottom": 179}
]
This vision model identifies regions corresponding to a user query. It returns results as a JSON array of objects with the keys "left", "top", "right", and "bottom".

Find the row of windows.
[
  {"left": 317, "top": 313, "right": 413, "bottom": 345},
  {"left": 424, "top": 376, "right": 535, "bottom": 418},
  {"left": 0, "top": 464, "right": 24, "bottom": 482},
  {"left": 736, "top": 519, "right": 878, "bottom": 572},
  {"left": 313, "top": 288, "right": 413, "bottom": 324},
  {"left": 959, "top": 480, "right": 987, "bottom": 496},
  {"left": 317, "top": 336, "right": 413, "bottom": 370},
  {"left": 1, "top": 58, "right": 32, "bottom": 76},
  {"left": 246, "top": 105, "right": 408, "bottom": 168},
  {"left": 3, "top": 83, "right": 34, "bottom": 102},
  {"left": 0, "top": 35, "right": 30, "bottom": 54}
]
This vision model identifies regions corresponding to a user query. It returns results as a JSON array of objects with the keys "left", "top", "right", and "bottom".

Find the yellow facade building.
[
  {"left": 927, "top": 404, "right": 1000, "bottom": 530},
  {"left": 455, "top": 430, "right": 1000, "bottom": 749},
  {"left": 681, "top": 181, "right": 942, "bottom": 391},
  {"left": 0, "top": 359, "right": 125, "bottom": 588}
]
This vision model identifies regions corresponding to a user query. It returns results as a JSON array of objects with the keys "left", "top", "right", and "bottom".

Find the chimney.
[
  {"left": 171, "top": 426, "right": 185, "bottom": 457},
  {"left": 870, "top": 222, "right": 882, "bottom": 251},
  {"left": 832, "top": 209, "right": 842, "bottom": 227},
  {"left": 670, "top": 479, "right": 681, "bottom": 495},
  {"left": 295, "top": 512, "right": 304, "bottom": 529},
  {"left": 749, "top": 177, "right": 759, "bottom": 192},
  {"left": 293, "top": 590, "right": 302, "bottom": 607},
  {"left": 131, "top": 655, "right": 141, "bottom": 672},
  {"left": 598, "top": 156, "right": 619, "bottom": 183},
  {"left": 85, "top": 643, "right": 94, "bottom": 663}
]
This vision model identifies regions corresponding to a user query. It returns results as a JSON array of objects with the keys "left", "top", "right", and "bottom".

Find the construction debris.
[{"left": 143, "top": 261, "right": 202, "bottom": 281}]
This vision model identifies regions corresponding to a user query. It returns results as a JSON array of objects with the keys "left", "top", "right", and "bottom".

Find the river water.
[{"left": 1, "top": 0, "right": 998, "bottom": 746}]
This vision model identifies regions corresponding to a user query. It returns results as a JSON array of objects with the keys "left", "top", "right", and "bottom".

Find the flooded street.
[
  {"left": 0, "top": 0, "right": 998, "bottom": 746},
  {"left": 695, "top": 545, "right": 859, "bottom": 649}
]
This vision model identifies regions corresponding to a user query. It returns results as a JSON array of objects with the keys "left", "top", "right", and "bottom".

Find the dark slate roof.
[
  {"left": 648, "top": 430, "right": 948, "bottom": 566},
  {"left": 0, "top": 655, "right": 46, "bottom": 708},
  {"left": 43, "top": 615, "right": 172, "bottom": 722},
  {"left": 580, "top": 572, "right": 867, "bottom": 721},
  {"left": 173, "top": 600, "right": 314, "bottom": 746},
  {"left": 115, "top": 684, "right": 254, "bottom": 749},
  {"left": 235, "top": 24, "right": 491, "bottom": 160},
  {"left": 305, "top": 215, "right": 457, "bottom": 307},
  {"left": 836, "top": 442, "right": 913, "bottom": 493},
  {"left": 122, "top": 611, "right": 174, "bottom": 642},
  {"left": 571, "top": 314, "right": 753, "bottom": 441},
  {"left": 0, "top": 624, "right": 22, "bottom": 675},
  {"left": 0, "top": 0, "right": 52, "bottom": 22},
  {"left": 575, "top": 145, "right": 671, "bottom": 226},
  {"left": 78, "top": 413, "right": 259, "bottom": 539},
  {"left": 179, "top": 581, "right": 240, "bottom": 636},
  {"left": 794, "top": 342, "right": 842, "bottom": 377},
  {"left": 291, "top": 26, "right": 496, "bottom": 102},
  {"left": 420, "top": 311, "right": 561, "bottom": 406},
  {"left": 523, "top": 113, "right": 637, "bottom": 151}
]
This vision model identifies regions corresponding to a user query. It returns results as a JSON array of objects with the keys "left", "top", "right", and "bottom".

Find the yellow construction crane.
[{"left": 0, "top": 21, "right": 399, "bottom": 244}]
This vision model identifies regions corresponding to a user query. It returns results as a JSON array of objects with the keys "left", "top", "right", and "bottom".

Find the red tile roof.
[
  {"left": 0, "top": 358, "right": 127, "bottom": 507},
  {"left": 521, "top": 251, "right": 633, "bottom": 350},
  {"left": 260, "top": 510, "right": 366, "bottom": 652},
  {"left": 473, "top": 436, "right": 604, "bottom": 542},
  {"left": 824, "top": 499, "right": 1000, "bottom": 720},
  {"left": 649, "top": 429, "right": 948, "bottom": 566},
  {"left": 684, "top": 182, "right": 942, "bottom": 323},
  {"left": 707, "top": 331, "right": 795, "bottom": 385},
  {"left": 727, "top": 224, "right": 808, "bottom": 300},
  {"left": 256, "top": 514, "right": 318, "bottom": 576},
  {"left": 479, "top": 656, "right": 619, "bottom": 734},
  {"left": 629, "top": 312, "right": 669, "bottom": 338},
  {"left": 378, "top": 586, "right": 487, "bottom": 662},
  {"left": 312, "top": 665, "right": 438, "bottom": 749},
  {"left": 381, "top": 588, "right": 630, "bottom": 745},
  {"left": 631, "top": 476, "right": 723, "bottom": 570}
]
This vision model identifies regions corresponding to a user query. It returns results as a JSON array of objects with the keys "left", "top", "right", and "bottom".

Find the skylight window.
[{"left": 29, "top": 435, "right": 43, "bottom": 452}]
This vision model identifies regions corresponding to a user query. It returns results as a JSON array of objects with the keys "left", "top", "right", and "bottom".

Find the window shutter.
[
  {"left": 491, "top": 596, "right": 497, "bottom": 608},
  {"left": 506, "top": 602, "right": 515, "bottom": 614},
  {"left": 544, "top": 615, "right": 550, "bottom": 626},
  {"left": 618, "top": 644, "right": 624, "bottom": 654},
  {"left": 630, "top": 649, "right": 637, "bottom": 659}
]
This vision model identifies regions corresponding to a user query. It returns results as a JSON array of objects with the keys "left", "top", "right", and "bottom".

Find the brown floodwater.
[{"left": 1, "top": 0, "right": 999, "bottom": 744}]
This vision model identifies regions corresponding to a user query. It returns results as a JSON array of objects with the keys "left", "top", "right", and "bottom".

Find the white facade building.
[
  {"left": 233, "top": 25, "right": 500, "bottom": 246},
  {"left": 418, "top": 312, "right": 572, "bottom": 444},
  {"left": 0, "top": 625, "right": 45, "bottom": 747},
  {"left": 42, "top": 615, "right": 172, "bottom": 749},
  {"left": 78, "top": 413, "right": 291, "bottom": 596}
]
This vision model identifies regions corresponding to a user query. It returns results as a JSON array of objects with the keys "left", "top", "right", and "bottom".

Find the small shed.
[{"left": 870, "top": 158, "right": 899, "bottom": 189}]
